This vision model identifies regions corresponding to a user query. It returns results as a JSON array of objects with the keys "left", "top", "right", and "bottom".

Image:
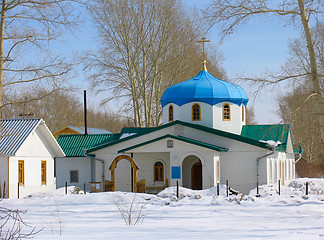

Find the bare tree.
[
  {"left": 204, "top": 0, "right": 324, "bottom": 142},
  {"left": 2, "top": 87, "right": 130, "bottom": 133},
  {"left": 86, "top": 0, "right": 225, "bottom": 127},
  {"left": 114, "top": 194, "right": 149, "bottom": 225},
  {"left": 0, "top": 0, "right": 81, "bottom": 118},
  {"left": 278, "top": 87, "right": 323, "bottom": 163},
  {"left": 246, "top": 106, "right": 257, "bottom": 125},
  {"left": 0, "top": 202, "right": 40, "bottom": 239}
]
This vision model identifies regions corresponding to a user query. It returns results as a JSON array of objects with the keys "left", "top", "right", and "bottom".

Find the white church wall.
[
  {"left": 220, "top": 151, "right": 264, "bottom": 194},
  {"left": 179, "top": 102, "right": 214, "bottom": 128},
  {"left": 258, "top": 155, "right": 269, "bottom": 185},
  {"left": 162, "top": 103, "right": 180, "bottom": 124},
  {"left": 0, "top": 156, "right": 8, "bottom": 198},
  {"left": 117, "top": 141, "right": 218, "bottom": 189},
  {"left": 91, "top": 123, "right": 283, "bottom": 194},
  {"left": 203, "top": 154, "right": 219, "bottom": 189},
  {"left": 95, "top": 137, "right": 220, "bottom": 191},
  {"left": 94, "top": 158, "right": 104, "bottom": 184},
  {"left": 169, "top": 150, "right": 220, "bottom": 189},
  {"left": 55, "top": 157, "right": 92, "bottom": 190},
  {"left": 180, "top": 125, "right": 262, "bottom": 153},
  {"left": 133, "top": 152, "right": 170, "bottom": 188},
  {"left": 162, "top": 102, "right": 214, "bottom": 127},
  {"left": 162, "top": 102, "right": 246, "bottom": 135},
  {"left": 213, "top": 102, "right": 244, "bottom": 134},
  {"left": 94, "top": 126, "right": 180, "bottom": 155},
  {"left": 94, "top": 153, "right": 117, "bottom": 184},
  {"left": 94, "top": 152, "right": 170, "bottom": 191}
]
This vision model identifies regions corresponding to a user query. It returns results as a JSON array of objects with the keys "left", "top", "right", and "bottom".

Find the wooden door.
[{"left": 191, "top": 161, "right": 202, "bottom": 190}]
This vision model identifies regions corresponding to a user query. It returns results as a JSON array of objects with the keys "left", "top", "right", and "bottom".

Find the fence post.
[
  {"left": 257, "top": 182, "right": 259, "bottom": 195},
  {"left": 65, "top": 182, "right": 68, "bottom": 195},
  {"left": 217, "top": 182, "right": 219, "bottom": 196},
  {"left": 226, "top": 180, "right": 229, "bottom": 197},
  {"left": 84, "top": 183, "right": 86, "bottom": 195},
  {"left": 306, "top": 182, "right": 309, "bottom": 195},
  {"left": 17, "top": 182, "right": 19, "bottom": 199},
  {"left": 176, "top": 181, "right": 179, "bottom": 198},
  {"left": 3, "top": 182, "right": 6, "bottom": 198},
  {"left": 278, "top": 180, "right": 281, "bottom": 195}
]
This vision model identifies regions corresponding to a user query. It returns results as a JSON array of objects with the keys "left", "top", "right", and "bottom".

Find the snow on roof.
[
  {"left": 119, "top": 133, "right": 136, "bottom": 139},
  {"left": 259, "top": 140, "right": 282, "bottom": 147},
  {"left": 68, "top": 126, "right": 111, "bottom": 134}
]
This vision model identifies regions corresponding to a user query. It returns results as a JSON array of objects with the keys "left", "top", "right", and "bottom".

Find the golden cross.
[{"left": 197, "top": 37, "right": 210, "bottom": 61}]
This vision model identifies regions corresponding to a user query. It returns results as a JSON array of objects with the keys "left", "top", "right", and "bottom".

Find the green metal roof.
[
  {"left": 87, "top": 121, "right": 272, "bottom": 154},
  {"left": 241, "top": 125, "right": 291, "bottom": 152},
  {"left": 120, "top": 127, "right": 153, "bottom": 135},
  {"left": 57, "top": 133, "right": 120, "bottom": 157},
  {"left": 118, "top": 134, "right": 228, "bottom": 153}
]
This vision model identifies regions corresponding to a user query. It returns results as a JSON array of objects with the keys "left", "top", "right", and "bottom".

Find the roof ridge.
[
  {"left": 245, "top": 124, "right": 289, "bottom": 126},
  {"left": 1, "top": 118, "right": 41, "bottom": 121},
  {"left": 87, "top": 120, "right": 271, "bottom": 154}
]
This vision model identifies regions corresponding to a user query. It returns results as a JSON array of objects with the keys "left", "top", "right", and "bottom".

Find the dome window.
[
  {"left": 169, "top": 105, "right": 174, "bottom": 122},
  {"left": 223, "top": 104, "right": 230, "bottom": 121},
  {"left": 192, "top": 104, "right": 201, "bottom": 121}
]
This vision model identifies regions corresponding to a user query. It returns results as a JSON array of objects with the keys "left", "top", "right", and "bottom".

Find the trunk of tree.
[
  {"left": 298, "top": 0, "right": 324, "bottom": 143},
  {"left": 0, "top": 0, "right": 6, "bottom": 117}
]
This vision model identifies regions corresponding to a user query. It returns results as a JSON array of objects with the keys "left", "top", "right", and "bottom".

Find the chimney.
[{"left": 84, "top": 90, "right": 88, "bottom": 135}]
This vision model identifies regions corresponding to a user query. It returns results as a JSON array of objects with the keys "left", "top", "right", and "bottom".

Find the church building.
[
  {"left": 56, "top": 39, "right": 301, "bottom": 195},
  {"left": 77, "top": 66, "right": 299, "bottom": 194}
]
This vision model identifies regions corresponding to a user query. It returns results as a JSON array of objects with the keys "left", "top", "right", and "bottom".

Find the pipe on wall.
[
  {"left": 83, "top": 150, "right": 105, "bottom": 191},
  {"left": 256, "top": 150, "right": 275, "bottom": 189}
]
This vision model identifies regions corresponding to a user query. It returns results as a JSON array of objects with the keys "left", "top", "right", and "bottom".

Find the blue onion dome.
[{"left": 160, "top": 70, "right": 249, "bottom": 107}]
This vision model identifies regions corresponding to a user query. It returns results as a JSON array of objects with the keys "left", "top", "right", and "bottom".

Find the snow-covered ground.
[{"left": 2, "top": 178, "right": 324, "bottom": 239}]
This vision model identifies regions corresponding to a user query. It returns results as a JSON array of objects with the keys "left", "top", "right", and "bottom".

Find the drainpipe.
[
  {"left": 294, "top": 145, "right": 303, "bottom": 164},
  {"left": 83, "top": 150, "right": 105, "bottom": 190},
  {"left": 256, "top": 149, "right": 275, "bottom": 192}
]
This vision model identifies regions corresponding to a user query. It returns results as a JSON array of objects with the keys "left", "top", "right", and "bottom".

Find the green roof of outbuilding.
[
  {"left": 241, "top": 125, "right": 291, "bottom": 152},
  {"left": 57, "top": 133, "right": 120, "bottom": 157}
]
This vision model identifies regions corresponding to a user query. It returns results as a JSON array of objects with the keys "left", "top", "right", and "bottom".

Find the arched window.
[
  {"left": 242, "top": 105, "right": 245, "bottom": 122},
  {"left": 169, "top": 105, "right": 174, "bottom": 122},
  {"left": 154, "top": 161, "right": 164, "bottom": 181},
  {"left": 223, "top": 104, "right": 230, "bottom": 121},
  {"left": 192, "top": 104, "right": 201, "bottom": 121}
]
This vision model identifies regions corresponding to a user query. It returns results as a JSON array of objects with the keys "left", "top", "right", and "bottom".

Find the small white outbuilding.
[{"left": 0, "top": 118, "right": 65, "bottom": 198}]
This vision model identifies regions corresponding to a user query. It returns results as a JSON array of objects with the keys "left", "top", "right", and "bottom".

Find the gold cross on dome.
[{"left": 197, "top": 37, "right": 210, "bottom": 61}]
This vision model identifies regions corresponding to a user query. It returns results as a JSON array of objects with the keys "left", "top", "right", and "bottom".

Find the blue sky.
[
  {"left": 61, "top": 0, "right": 303, "bottom": 124},
  {"left": 183, "top": 0, "right": 300, "bottom": 123}
]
